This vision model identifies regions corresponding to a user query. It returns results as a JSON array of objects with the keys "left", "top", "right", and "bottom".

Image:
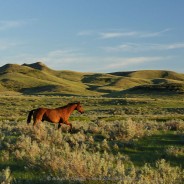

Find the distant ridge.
[
  {"left": 0, "top": 62, "right": 183, "bottom": 96},
  {"left": 110, "top": 70, "right": 184, "bottom": 81},
  {"left": 22, "top": 62, "right": 51, "bottom": 71},
  {"left": 0, "top": 63, "right": 23, "bottom": 73}
]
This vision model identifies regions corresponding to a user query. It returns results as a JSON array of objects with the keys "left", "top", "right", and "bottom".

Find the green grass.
[{"left": 123, "top": 131, "right": 184, "bottom": 168}]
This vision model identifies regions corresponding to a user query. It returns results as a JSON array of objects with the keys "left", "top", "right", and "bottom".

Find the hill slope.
[{"left": 0, "top": 62, "right": 183, "bottom": 96}]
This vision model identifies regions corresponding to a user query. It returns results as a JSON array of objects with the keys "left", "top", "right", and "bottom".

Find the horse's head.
[{"left": 76, "top": 102, "right": 84, "bottom": 114}]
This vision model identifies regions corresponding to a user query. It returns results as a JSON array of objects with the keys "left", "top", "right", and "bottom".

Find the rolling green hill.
[{"left": 0, "top": 62, "right": 183, "bottom": 96}]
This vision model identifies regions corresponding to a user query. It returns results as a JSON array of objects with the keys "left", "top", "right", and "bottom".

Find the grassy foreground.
[{"left": 0, "top": 94, "right": 184, "bottom": 183}]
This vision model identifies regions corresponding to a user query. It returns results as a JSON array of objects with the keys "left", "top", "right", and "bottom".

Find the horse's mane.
[
  {"left": 60, "top": 102, "right": 79, "bottom": 108},
  {"left": 67, "top": 102, "right": 79, "bottom": 106}
]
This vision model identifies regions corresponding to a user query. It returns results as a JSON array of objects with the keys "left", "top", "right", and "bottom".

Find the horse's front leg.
[
  {"left": 65, "top": 120, "right": 72, "bottom": 132},
  {"left": 58, "top": 118, "right": 64, "bottom": 130}
]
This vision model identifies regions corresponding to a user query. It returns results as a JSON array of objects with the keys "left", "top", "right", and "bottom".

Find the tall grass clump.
[
  {"left": 91, "top": 118, "right": 156, "bottom": 142},
  {"left": 0, "top": 167, "right": 13, "bottom": 184},
  {"left": 137, "top": 159, "right": 184, "bottom": 184}
]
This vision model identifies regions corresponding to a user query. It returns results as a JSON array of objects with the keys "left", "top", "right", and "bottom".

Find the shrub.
[
  {"left": 0, "top": 167, "right": 13, "bottom": 184},
  {"left": 137, "top": 159, "right": 184, "bottom": 184},
  {"left": 165, "top": 146, "right": 184, "bottom": 157}
]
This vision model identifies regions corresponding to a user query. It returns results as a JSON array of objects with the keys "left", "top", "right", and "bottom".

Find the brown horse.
[{"left": 27, "top": 102, "right": 84, "bottom": 131}]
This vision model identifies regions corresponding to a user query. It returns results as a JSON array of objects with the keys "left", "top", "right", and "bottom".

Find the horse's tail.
[{"left": 27, "top": 109, "right": 36, "bottom": 124}]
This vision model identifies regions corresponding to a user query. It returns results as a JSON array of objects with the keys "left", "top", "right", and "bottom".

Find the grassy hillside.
[
  {"left": 0, "top": 63, "right": 99, "bottom": 96},
  {"left": 0, "top": 62, "right": 183, "bottom": 96}
]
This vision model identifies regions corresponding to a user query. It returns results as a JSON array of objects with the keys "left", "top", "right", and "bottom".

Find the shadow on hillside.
[
  {"left": 122, "top": 133, "right": 184, "bottom": 168},
  {"left": 82, "top": 73, "right": 115, "bottom": 84},
  {"left": 20, "top": 86, "right": 80, "bottom": 97},
  {"left": 105, "top": 83, "right": 184, "bottom": 97}
]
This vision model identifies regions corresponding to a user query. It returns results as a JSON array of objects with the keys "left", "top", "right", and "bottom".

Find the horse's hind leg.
[
  {"left": 33, "top": 117, "right": 42, "bottom": 127},
  {"left": 58, "top": 123, "right": 62, "bottom": 129},
  {"left": 33, "top": 120, "right": 38, "bottom": 127},
  {"left": 33, "top": 111, "right": 44, "bottom": 128}
]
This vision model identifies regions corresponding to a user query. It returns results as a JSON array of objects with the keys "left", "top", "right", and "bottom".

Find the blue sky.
[{"left": 0, "top": 0, "right": 183, "bottom": 72}]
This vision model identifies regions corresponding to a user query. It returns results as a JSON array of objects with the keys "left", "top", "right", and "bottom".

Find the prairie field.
[{"left": 0, "top": 94, "right": 184, "bottom": 183}]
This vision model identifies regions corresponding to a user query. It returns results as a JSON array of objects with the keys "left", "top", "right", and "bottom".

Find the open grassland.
[{"left": 0, "top": 94, "right": 184, "bottom": 183}]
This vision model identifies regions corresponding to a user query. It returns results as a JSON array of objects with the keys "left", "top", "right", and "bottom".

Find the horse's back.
[{"left": 35, "top": 107, "right": 48, "bottom": 114}]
